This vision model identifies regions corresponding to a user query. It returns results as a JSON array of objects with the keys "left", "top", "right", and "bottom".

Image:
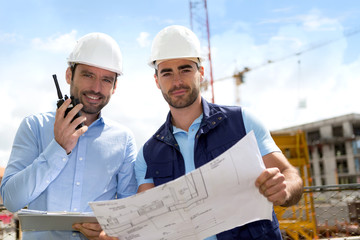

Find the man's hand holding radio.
[{"left": 54, "top": 98, "right": 88, "bottom": 154}]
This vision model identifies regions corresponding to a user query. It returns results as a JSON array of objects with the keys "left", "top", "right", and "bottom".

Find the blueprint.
[{"left": 89, "top": 131, "right": 272, "bottom": 240}]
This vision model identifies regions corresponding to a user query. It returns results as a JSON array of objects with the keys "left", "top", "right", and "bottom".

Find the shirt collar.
[
  {"left": 88, "top": 114, "right": 105, "bottom": 128},
  {"left": 154, "top": 97, "right": 227, "bottom": 143},
  {"left": 172, "top": 114, "right": 203, "bottom": 134}
]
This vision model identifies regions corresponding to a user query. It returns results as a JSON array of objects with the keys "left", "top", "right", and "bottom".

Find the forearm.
[{"left": 1, "top": 140, "right": 68, "bottom": 212}]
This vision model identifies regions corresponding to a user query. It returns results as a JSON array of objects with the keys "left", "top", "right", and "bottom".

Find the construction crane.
[
  {"left": 211, "top": 25, "right": 360, "bottom": 106},
  {"left": 214, "top": 67, "right": 250, "bottom": 105},
  {"left": 189, "top": 0, "right": 215, "bottom": 103}
]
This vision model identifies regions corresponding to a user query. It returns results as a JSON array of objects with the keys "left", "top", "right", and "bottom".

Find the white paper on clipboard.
[{"left": 17, "top": 209, "right": 97, "bottom": 232}]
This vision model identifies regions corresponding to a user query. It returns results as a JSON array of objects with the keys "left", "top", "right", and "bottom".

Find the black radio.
[{"left": 52, "top": 74, "right": 83, "bottom": 129}]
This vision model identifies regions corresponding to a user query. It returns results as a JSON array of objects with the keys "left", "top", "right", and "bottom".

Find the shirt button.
[
  {"left": 72, "top": 233, "right": 77, "bottom": 236},
  {"left": 62, "top": 158, "right": 67, "bottom": 162},
  {"left": 46, "top": 180, "right": 50, "bottom": 184},
  {"left": 79, "top": 157, "right": 83, "bottom": 161},
  {"left": 212, "top": 121, "right": 216, "bottom": 125},
  {"left": 76, "top": 182, "right": 80, "bottom": 186},
  {"left": 73, "top": 208, "right": 77, "bottom": 211},
  {"left": 155, "top": 171, "right": 159, "bottom": 175}
]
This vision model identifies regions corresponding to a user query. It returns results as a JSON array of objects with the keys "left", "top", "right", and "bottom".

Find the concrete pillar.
[
  {"left": 320, "top": 125, "right": 337, "bottom": 185},
  {"left": 310, "top": 147, "right": 322, "bottom": 186},
  {"left": 343, "top": 121, "right": 353, "bottom": 138}
]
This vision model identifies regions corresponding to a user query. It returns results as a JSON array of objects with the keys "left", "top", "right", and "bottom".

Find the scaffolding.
[{"left": 272, "top": 131, "right": 318, "bottom": 239}]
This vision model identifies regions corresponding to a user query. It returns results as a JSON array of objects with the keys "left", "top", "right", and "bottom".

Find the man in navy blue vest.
[{"left": 100, "top": 25, "right": 303, "bottom": 240}]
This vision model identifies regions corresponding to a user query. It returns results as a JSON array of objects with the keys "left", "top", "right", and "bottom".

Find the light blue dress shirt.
[
  {"left": 135, "top": 108, "right": 280, "bottom": 240},
  {"left": 0, "top": 112, "right": 137, "bottom": 240}
]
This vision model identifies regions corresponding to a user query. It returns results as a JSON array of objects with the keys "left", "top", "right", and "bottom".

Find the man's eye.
[
  {"left": 181, "top": 69, "right": 191, "bottom": 73},
  {"left": 83, "top": 74, "right": 93, "bottom": 78},
  {"left": 162, "top": 73, "right": 172, "bottom": 77}
]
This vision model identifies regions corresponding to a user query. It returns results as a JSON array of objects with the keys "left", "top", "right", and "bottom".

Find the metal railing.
[{"left": 277, "top": 183, "right": 360, "bottom": 240}]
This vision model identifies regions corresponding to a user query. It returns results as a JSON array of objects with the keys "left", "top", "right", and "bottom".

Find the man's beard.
[
  {"left": 72, "top": 87, "right": 109, "bottom": 115},
  {"left": 162, "top": 83, "right": 199, "bottom": 109}
]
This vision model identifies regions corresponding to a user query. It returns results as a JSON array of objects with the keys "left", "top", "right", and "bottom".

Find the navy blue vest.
[{"left": 143, "top": 98, "right": 282, "bottom": 240}]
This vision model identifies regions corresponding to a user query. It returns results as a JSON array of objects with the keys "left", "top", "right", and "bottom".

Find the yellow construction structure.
[{"left": 271, "top": 131, "right": 318, "bottom": 240}]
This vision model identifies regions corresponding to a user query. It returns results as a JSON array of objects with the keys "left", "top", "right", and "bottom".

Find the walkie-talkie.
[{"left": 52, "top": 74, "right": 83, "bottom": 130}]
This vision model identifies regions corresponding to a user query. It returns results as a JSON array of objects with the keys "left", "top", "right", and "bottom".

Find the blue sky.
[{"left": 1, "top": 0, "right": 360, "bottom": 167}]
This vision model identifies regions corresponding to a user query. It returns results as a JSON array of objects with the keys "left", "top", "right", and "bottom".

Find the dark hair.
[
  {"left": 70, "top": 63, "right": 118, "bottom": 86},
  {"left": 154, "top": 60, "right": 200, "bottom": 76},
  {"left": 70, "top": 64, "right": 78, "bottom": 81}
]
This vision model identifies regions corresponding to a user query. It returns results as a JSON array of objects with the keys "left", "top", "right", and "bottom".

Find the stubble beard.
[
  {"left": 70, "top": 85, "right": 109, "bottom": 115},
  {"left": 162, "top": 82, "right": 200, "bottom": 109}
]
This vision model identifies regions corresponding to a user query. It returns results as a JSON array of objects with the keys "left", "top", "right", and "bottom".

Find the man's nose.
[
  {"left": 91, "top": 78, "right": 102, "bottom": 92},
  {"left": 173, "top": 72, "right": 183, "bottom": 85}
]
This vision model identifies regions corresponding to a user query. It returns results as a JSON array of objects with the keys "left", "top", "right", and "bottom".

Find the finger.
[
  {"left": 73, "top": 125, "right": 88, "bottom": 138},
  {"left": 56, "top": 98, "right": 72, "bottom": 116},
  {"left": 256, "top": 169, "right": 283, "bottom": 197},
  {"left": 81, "top": 223, "right": 102, "bottom": 231},
  {"left": 70, "top": 115, "right": 87, "bottom": 130},
  {"left": 100, "top": 231, "right": 119, "bottom": 240},
  {"left": 266, "top": 188, "right": 288, "bottom": 205},
  {"left": 73, "top": 223, "right": 101, "bottom": 239},
  {"left": 262, "top": 178, "right": 286, "bottom": 196},
  {"left": 65, "top": 103, "right": 83, "bottom": 120},
  {"left": 255, "top": 168, "right": 276, "bottom": 187},
  {"left": 57, "top": 103, "right": 80, "bottom": 128},
  {"left": 55, "top": 98, "right": 72, "bottom": 124},
  {"left": 259, "top": 174, "right": 287, "bottom": 205}
]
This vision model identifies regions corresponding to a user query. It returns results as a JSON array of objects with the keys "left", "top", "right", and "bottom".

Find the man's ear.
[
  {"left": 112, "top": 79, "right": 118, "bottom": 94},
  {"left": 154, "top": 73, "right": 161, "bottom": 89},
  {"left": 199, "top": 66, "right": 205, "bottom": 82},
  {"left": 65, "top": 67, "right": 72, "bottom": 84}
]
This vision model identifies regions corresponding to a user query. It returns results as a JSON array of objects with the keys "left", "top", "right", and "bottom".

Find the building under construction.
[
  {"left": 271, "top": 113, "right": 360, "bottom": 239},
  {"left": 273, "top": 113, "right": 360, "bottom": 186}
]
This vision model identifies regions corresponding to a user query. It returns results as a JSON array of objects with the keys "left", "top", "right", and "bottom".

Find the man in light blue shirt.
[{"left": 0, "top": 32, "right": 137, "bottom": 240}]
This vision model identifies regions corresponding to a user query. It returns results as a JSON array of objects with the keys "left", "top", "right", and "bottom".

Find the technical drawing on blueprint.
[{"left": 89, "top": 131, "right": 272, "bottom": 240}]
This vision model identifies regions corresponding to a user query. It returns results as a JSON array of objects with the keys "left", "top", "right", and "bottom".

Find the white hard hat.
[
  {"left": 148, "top": 25, "right": 205, "bottom": 68},
  {"left": 67, "top": 32, "right": 123, "bottom": 75}
]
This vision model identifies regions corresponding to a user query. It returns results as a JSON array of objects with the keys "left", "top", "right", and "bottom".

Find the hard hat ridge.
[{"left": 67, "top": 32, "right": 123, "bottom": 75}]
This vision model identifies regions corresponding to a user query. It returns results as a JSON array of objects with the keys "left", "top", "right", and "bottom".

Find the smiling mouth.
[
  {"left": 86, "top": 95, "right": 100, "bottom": 100},
  {"left": 83, "top": 93, "right": 103, "bottom": 104}
]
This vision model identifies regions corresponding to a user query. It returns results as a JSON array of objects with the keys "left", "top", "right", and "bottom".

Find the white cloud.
[
  {"left": 272, "top": 7, "right": 293, "bottom": 13},
  {"left": 136, "top": 32, "right": 150, "bottom": 48},
  {"left": 300, "top": 10, "right": 340, "bottom": 31},
  {"left": 31, "top": 30, "right": 78, "bottom": 53},
  {"left": 207, "top": 9, "right": 359, "bottom": 132},
  {"left": 0, "top": 32, "right": 19, "bottom": 43}
]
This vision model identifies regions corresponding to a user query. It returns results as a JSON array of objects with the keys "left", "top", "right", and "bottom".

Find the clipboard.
[{"left": 18, "top": 210, "right": 98, "bottom": 232}]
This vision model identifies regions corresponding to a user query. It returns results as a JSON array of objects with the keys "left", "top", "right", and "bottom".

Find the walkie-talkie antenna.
[{"left": 52, "top": 74, "right": 63, "bottom": 99}]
